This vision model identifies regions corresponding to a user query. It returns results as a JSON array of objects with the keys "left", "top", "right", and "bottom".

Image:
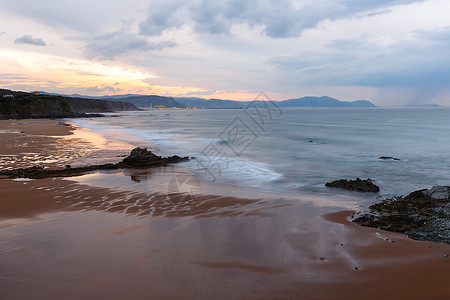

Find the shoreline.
[{"left": 0, "top": 118, "right": 449, "bottom": 299}]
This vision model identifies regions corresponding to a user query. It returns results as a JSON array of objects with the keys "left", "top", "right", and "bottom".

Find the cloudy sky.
[{"left": 1, "top": 0, "right": 450, "bottom": 105}]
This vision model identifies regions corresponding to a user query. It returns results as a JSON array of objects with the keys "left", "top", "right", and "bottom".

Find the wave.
[{"left": 67, "top": 117, "right": 283, "bottom": 192}]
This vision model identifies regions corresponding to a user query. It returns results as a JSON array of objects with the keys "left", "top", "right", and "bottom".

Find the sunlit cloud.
[
  {"left": 0, "top": 49, "right": 225, "bottom": 97},
  {"left": 0, "top": 49, "right": 155, "bottom": 94}
]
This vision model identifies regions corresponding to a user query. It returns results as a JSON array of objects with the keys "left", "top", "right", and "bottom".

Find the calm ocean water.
[{"left": 69, "top": 107, "right": 450, "bottom": 199}]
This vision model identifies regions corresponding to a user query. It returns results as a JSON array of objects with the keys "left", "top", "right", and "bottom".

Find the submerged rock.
[
  {"left": 325, "top": 178, "right": 380, "bottom": 193},
  {"left": 353, "top": 186, "right": 450, "bottom": 244},
  {"left": 379, "top": 156, "right": 401, "bottom": 161},
  {"left": 0, "top": 147, "right": 189, "bottom": 179}
]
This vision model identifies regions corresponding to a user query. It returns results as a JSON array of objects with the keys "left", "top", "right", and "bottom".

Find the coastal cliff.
[{"left": 0, "top": 89, "right": 139, "bottom": 119}]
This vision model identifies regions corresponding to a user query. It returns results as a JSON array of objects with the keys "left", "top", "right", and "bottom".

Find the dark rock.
[
  {"left": 0, "top": 166, "right": 45, "bottom": 178},
  {"left": 379, "top": 156, "right": 400, "bottom": 161},
  {"left": 121, "top": 147, "right": 189, "bottom": 167},
  {"left": 0, "top": 147, "right": 189, "bottom": 179},
  {"left": 325, "top": 178, "right": 380, "bottom": 193},
  {"left": 353, "top": 186, "right": 450, "bottom": 244},
  {"left": 122, "top": 147, "right": 161, "bottom": 166},
  {"left": 425, "top": 186, "right": 450, "bottom": 200}
]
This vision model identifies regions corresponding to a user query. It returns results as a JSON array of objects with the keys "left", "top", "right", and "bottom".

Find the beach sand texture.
[{"left": 0, "top": 119, "right": 448, "bottom": 300}]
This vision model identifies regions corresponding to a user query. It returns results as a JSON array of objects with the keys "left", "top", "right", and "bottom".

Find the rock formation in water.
[
  {"left": 0, "top": 148, "right": 189, "bottom": 179},
  {"left": 379, "top": 156, "right": 400, "bottom": 161},
  {"left": 325, "top": 178, "right": 380, "bottom": 193}
]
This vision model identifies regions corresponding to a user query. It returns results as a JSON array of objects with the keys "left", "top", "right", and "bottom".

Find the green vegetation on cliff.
[{"left": 0, "top": 89, "right": 139, "bottom": 119}]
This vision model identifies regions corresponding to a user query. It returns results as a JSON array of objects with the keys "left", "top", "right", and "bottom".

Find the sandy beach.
[{"left": 0, "top": 119, "right": 449, "bottom": 300}]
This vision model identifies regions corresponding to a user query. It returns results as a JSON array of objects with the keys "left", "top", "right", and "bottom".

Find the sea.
[{"left": 68, "top": 107, "right": 450, "bottom": 201}]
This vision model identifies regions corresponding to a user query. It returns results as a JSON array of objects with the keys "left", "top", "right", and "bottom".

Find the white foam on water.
[
  {"left": 67, "top": 117, "right": 284, "bottom": 192},
  {"left": 68, "top": 108, "right": 450, "bottom": 199}
]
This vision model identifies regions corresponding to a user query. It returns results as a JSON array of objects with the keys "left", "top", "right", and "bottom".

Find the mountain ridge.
[
  {"left": 21, "top": 90, "right": 378, "bottom": 109},
  {"left": 276, "top": 96, "right": 376, "bottom": 108},
  {"left": 33, "top": 91, "right": 185, "bottom": 109},
  {"left": 174, "top": 95, "right": 376, "bottom": 108}
]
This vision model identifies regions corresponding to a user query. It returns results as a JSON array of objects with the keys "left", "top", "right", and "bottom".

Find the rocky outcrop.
[
  {"left": 0, "top": 89, "right": 139, "bottom": 119},
  {"left": 64, "top": 97, "right": 138, "bottom": 114},
  {"left": 122, "top": 147, "right": 188, "bottom": 166},
  {"left": 353, "top": 186, "right": 450, "bottom": 244},
  {"left": 325, "top": 178, "right": 380, "bottom": 193},
  {"left": 0, "top": 148, "right": 189, "bottom": 179}
]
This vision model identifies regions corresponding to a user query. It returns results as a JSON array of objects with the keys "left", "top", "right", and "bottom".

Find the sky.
[{"left": 1, "top": 0, "right": 450, "bottom": 106}]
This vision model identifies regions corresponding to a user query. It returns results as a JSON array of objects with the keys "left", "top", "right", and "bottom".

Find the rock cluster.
[
  {"left": 325, "top": 178, "right": 380, "bottom": 193},
  {"left": 353, "top": 186, "right": 450, "bottom": 244},
  {"left": 0, "top": 147, "right": 189, "bottom": 179}
]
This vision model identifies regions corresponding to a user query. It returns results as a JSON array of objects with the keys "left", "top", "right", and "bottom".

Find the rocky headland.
[{"left": 0, "top": 89, "right": 139, "bottom": 119}]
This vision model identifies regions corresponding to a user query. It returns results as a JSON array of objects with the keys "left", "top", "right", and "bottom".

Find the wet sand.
[
  {"left": 0, "top": 119, "right": 134, "bottom": 170},
  {"left": 0, "top": 119, "right": 449, "bottom": 299}
]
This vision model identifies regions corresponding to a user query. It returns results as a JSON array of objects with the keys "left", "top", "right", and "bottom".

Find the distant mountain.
[
  {"left": 419, "top": 103, "right": 443, "bottom": 108},
  {"left": 176, "top": 95, "right": 375, "bottom": 108},
  {"left": 175, "top": 97, "right": 245, "bottom": 109},
  {"left": 29, "top": 91, "right": 377, "bottom": 109},
  {"left": 0, "top": 89, "right": 139, "bottom": 119},
  {"left": 277, "top": 96, "right": 376, "bottom": 108},
  {"left": 111, "top": 95, "right": 185, "bottom": 108}
]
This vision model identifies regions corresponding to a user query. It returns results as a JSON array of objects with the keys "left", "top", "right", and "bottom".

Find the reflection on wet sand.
[
  {"left": 0, "top": 119, "right": 135, "bottom": 170},
  {"left": 1, "top": 178, "right": 448, "bottom": 299},
  {"left": 0, "top": 177, "right": 280, "bottom": 220}
]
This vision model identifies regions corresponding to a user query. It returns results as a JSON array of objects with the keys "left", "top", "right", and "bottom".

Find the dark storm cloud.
[
  {"left": 84, "top": 29, "right": 178, "bottom": 60},
  {"left": 0, "top": 0, "right": 148, "bottom": 34},
  {"left": 269, "top": 26, "right": 450, "bottom": 88},
  {"left": 14, "top": 34, "right": 47, "bottom": 46},
  {"left": 138, "top": 0, "right": 186, "bottom": 36},
  {"left": 139, "top": 0, "right": 422, "bottom": 38}
]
